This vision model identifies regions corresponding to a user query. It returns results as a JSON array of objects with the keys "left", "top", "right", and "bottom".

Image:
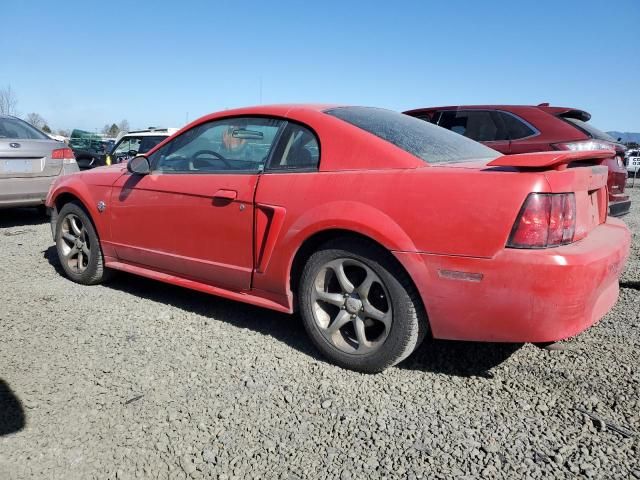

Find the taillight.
[
  {"left": 507, "top": 193, "right": 576, "bottom": 248},
  {"left": 52, "top": 147, "right": 76, "bottom": 164},
  {"left": 553, "top": 140, "right": 616, "bottom": 152}
]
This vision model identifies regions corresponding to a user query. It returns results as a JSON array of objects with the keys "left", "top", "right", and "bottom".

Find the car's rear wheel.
[
  {"left": 299, "top": 238, "right": 427, "bottom": 373},
  {"left": 55, "top": 202, "right": 111, "bottom": 285}
]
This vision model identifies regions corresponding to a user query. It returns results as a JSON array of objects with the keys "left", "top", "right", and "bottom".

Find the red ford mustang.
[{"left": 46, "top": 105, "right": 631, "bottom": 372}]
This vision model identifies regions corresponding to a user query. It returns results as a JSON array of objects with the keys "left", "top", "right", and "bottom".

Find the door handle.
[{"left": 213, "top": 189, "right": 237, "bottom": 200}]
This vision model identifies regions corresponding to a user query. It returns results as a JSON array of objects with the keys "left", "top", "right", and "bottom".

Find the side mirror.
[{"left": 127, "top": 155, "right": 150, "bottom": 175}]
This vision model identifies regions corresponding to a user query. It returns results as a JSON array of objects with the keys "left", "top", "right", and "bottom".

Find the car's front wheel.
[
  {"left": 299, "top": 238, "right": 427, "bottom": 373},
  {"left": 55, "top": 202, "right": 111, "bottom": 285}
]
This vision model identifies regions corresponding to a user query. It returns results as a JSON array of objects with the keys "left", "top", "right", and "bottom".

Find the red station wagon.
[
  {"left": 404, "top": 104, "right": 630, "bottom": 217},
  {"left": 46, "top": 106, "right": 630, "bottom": 372}
]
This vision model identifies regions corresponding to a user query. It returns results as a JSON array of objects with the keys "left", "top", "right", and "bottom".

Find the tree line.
[{"left": 0, "top": 85, "right": 128, "bottom": 138}]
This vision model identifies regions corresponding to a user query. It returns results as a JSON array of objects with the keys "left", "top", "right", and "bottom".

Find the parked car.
[
  {"left": 69, "top": 129, "right": 109, "bottom": 170},
  {"left": 46, "top": 105, "right": 630, "bottom": 372},
  {"left": 105, "top": 128, "right": 178, "bottom": 166},
  {"left": 0, "top": 115, "right": 78, "bottom": 209},
  {"left": 626, "top": 149, "right": 640, "bottom": 175},
  {"left": 403, "top": 104, "right": 630, "bottom": 217}
]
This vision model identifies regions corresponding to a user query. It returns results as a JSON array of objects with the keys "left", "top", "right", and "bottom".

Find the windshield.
[
  {"left": 0, "top": 117, "right": 49, "bottom": 140},
  {"left": 563, "top": 118, "right": 618, "bottom": 143},
  {"left": 325, "top": 107, "right": 500, "bottom": 163}
]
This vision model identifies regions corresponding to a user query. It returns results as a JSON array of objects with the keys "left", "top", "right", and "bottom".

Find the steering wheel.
[{"left": 192, "top": 150, "right": 232, "bottom": 168}]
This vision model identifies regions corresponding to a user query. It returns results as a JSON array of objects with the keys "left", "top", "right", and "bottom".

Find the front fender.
[{"left": 46, "top": 176, "right": 113, "bottom": 245}]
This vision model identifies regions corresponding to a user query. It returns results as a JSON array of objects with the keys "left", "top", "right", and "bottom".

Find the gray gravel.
[{"left": 1, "top": 188, "right": 639, "bottom": 480}]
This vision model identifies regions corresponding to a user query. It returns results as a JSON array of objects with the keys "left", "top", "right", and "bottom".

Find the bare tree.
[
  {"left": 57, "top": 129, "right": 70, "bottom": 137},
  {"left": 25, "top": 112, "right": 47, "bottom": 130},
  {"left": 0, "top": 85, "right": 18, "bottom": 116},
  {"left": 101, "top": 124, "right": 112, "bottom": 135},
  {"left": 118, "top": 119, "right": 130, "bottom": 134}
]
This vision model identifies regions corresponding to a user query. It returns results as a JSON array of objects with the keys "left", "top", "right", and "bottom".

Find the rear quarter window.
[{"left": 326, "top": 107, "right": 499, "bottom": 163}]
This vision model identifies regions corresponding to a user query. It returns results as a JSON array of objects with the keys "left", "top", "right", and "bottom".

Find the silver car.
[{"left": 0, "top": 116, "right": 79, "bottom": 209}]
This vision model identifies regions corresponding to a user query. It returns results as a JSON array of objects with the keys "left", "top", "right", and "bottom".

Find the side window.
[
  {"left": 497, "top": 112, "right": 536, "bottom": 140},
  {"left": 438, "top": 110, "right": 508, "bottom": 142},
  {"left": 138, "top": 136, "right": 166, "bottom": 154},
  {"left": 112, "top": 137, "right": 142, "bottom": 164},
  {"left": 129, "top": 138, "right": 142, "bottom": 154},
  {"left": 113, "top": 138, "right": 131, "bottom": 155},
  {"left": 268, "top": 123, "right": 320, "bottom": 171},
  {"left": 151, "top": 117, "right": 284, "bottom": 173}
]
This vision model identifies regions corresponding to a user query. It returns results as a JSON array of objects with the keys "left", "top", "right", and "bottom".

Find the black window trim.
[
  {"left": 497, "top": 110, "right": 540, "bottom": 141},
  {"left": 263, "top": 119, "right": 322, "bottom": 174},
  {"left": 147, "top": 115, "right": 288, "bottom": 175},
  {"left": 434, "top": 108, "right": 540, "bottom": 142}
]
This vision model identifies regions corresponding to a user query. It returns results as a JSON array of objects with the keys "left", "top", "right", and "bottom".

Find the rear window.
[
  {"left": 563, "top": 117, "right": 617, "bottom": 143},
  {"left": 325, "top": 107, "right": 499, "bottom": 164},
  {"left": 0, "top": 117, "right": 49, "bottom": 140}
]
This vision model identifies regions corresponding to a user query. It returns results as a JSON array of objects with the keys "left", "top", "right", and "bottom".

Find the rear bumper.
[
  {"left": 609, "top": 195, "right": 631, "bottom": 217},
  {"left": 395, "top": 218, "right": 631, "bottom": 342},
  {"left": 0, "top": 175, "right": 57, "bottom": 208}
]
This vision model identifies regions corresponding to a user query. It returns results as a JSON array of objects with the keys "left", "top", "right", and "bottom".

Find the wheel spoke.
[
  {"left": 364, "top": 303, "right": 392, "bottom": 328},
  {"left": 69, "top": 216, "right": 82, "bottom": 236},
  {"left": 356, "top": 268, "right": 376, "bottom": 299},
  {"left": 315, "top": 289, "right": 345, "bottom": 307},
  {"left": 333, "top": 262, "right": 354, "bottom": 294},
  {"left": 67, "top": 246, "right": 79, "bottom": 258},
  {"left": 82, "top": 244, "right": 90, "bottom": 256},
  {"left": 77, "top": 251, "right": 84, "bottom": 269},
  {"left": 62, "top": 232, "right": 76, "bottom": 244},
  {"left": 353, "top": 317, "right": 371, "bottom": 352},
  {"left": 326, "top": 310, "right": 351, "bottom": 334}
]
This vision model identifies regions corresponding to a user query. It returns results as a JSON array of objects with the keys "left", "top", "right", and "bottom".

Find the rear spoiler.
[{"left": 487, "top": 150, "right": 613, "bottom": 171}]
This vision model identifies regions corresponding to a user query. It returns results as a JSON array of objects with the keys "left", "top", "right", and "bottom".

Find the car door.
[
  {"left": 436, "top": 110, "right": 511, "bottom": 154},
  {"left": 109, "top": 116, "right": 284, "bottom": 291}
]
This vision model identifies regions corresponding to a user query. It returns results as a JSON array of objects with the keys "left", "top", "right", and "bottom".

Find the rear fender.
[{"left": 252, "top": 200, "right": 418, "bottom": 310}]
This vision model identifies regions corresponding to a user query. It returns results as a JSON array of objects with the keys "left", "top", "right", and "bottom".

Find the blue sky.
[{"left": 2, "top": 0, "right": 639, "bottom": 132}]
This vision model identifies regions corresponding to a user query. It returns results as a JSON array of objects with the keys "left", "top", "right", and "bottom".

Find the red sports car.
[{"left": 46, "top": 105, "right": 631, "bottom": 372}]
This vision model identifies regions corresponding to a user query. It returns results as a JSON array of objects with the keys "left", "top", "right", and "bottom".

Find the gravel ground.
[{"left": 0, "top": 188, "right": 639, "bottom": 480}]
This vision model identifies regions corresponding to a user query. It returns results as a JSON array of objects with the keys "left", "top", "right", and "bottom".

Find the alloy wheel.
[
  {"left": 58, "top": 213, "right": 91, "bottom": 274},
  {"left": 311, "top": 258, "right": 392, "bottom": 355}
]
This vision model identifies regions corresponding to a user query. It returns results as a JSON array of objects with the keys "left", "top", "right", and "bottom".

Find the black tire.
[
  {"left": 299, "top": 237, "right": 428, "bottom": 373},
  {"left": 55, "top": 202, "right": 112, "bottom": 285}
]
